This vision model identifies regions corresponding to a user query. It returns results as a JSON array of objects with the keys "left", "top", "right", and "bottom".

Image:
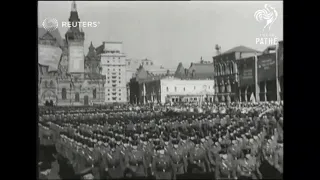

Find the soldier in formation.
[{"left": 38, "top": 101, "right": 283, "bottom": 180}]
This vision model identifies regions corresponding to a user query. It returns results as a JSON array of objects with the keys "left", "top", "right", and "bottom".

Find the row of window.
[
  {"left": 61, "top": 88, "right": 97, "bottom": 100},
  {"left": 107, "top": 89, "right": 122, "bottom": 92},
  {"left": 107, "top": 98, "right": 122, "bottom": 101},
  {"left": 107, "top": 93, "right": 122, "bottom": 96},
  {"left": 107, "top": 81, "right": 121, "bottom": 84},
  {"left": 166, "top": 86, "right": 212, "bottom": 92}
]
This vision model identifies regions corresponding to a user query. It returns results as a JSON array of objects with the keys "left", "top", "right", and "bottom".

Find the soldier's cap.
[
  {"left": 155, "top": 145, "right": 164, "bottom": 151},
  {"left": 220, "top": 143, "right": 228, "bottom": 149},
  {"left": 172, "top": 139, "right": 180, "bottom": 144},
  {"left": 131, "top": 140, "right": 139, "bottom": 146},
  {"left": 218, "top": 149, "right": 227, "bottom": 155},
  {"left": 242, "top": 148, "right": 251, "bottom": 155}
]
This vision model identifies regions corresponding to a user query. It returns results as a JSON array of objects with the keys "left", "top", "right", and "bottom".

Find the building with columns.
[
  {"left": 213, "top": 46, "right": 261, "bottom": 103},
  {"left": 96, "top": 41, "right": 127, "bottom": 103},
  {"left": 38, "top": 1, "right": 106, "bottom": 106}
]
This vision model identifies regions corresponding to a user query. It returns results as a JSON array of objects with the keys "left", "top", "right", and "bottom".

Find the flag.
[{"left": 250, "top": 93, "right": 256, "bottom": 103}]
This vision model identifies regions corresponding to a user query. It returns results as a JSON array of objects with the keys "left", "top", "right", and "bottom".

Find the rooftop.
[{"left": 221, "top": 45, "right": 261, "bottom": 55}]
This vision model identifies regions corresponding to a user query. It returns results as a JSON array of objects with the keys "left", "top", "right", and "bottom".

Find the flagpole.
[
  {"left": 275, "top": 43, "right": 280, "bottom": 101},
  {"left": 254, "top": 53, "right": 260, "bottom": 102}
]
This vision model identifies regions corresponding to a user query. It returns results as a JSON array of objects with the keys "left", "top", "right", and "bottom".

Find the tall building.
[
  {"left": 97, "top": 42, "right": 127, "bottom": 103},
  {"left": 38, "top": 1, "right": 105, "bottom": 106}
]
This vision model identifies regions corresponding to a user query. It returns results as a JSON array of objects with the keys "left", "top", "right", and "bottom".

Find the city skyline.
[{"left": 38, "top": 1, "right": 283, "bottom": 69}]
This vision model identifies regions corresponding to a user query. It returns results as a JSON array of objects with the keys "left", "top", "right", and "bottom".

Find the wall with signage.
[
  {"left": 38, "top": 44, "right": 62, "bottom": 72},
  {"left": 257, "top": 53, "right": 276, "bottom": 82},
  {"left": 68, "top": 45, "right": 85, "bottom": 73},
  {"left": 238, "top": 56, "right": 255, "bottom": 87}
]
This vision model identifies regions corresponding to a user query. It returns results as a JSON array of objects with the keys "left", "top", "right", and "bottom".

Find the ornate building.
[
  {"left": 38, "top": 1, "right": 105, "bottom": 106},
  {"left": 213, "top": 46, "right": 261, "bottom": 103}
]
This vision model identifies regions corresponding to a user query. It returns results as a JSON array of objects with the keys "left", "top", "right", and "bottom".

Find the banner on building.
[
  {"left": 257, "top": 53, "right": 276, "bottom": 82},
  {"left": 239, "top": 56, "right": 255, "bottom": 87},
  {"left": 38, "top": 44, "right": 62, "bottom": 72},
  {"left": 68, "top": 45, "right": 85, "bottom": 73},
  {"left": 278, "top": 41, "right": 283, "bottom": 77}
]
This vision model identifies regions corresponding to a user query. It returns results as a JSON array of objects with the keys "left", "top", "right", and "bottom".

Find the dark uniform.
[
  {"left": 102, "top": 142, "right": 124, "bottom": 179},
  {"left": 170, "top": 139, "right": 188, "bottom": 180},
  {"left": 189, "top": 139, "right": 209, "bottom": 177},
  {"left": 152, "top": 145, "right": 173, "bottom": 180},
  {"left": 215, "top": 148, "right": 237, "bottom": 180},
  {"left": 125, "top": 140, "right": 148, "bottom": 178},
  {"left": 236, "top": 148, "right": 260, "bottom": 179}
]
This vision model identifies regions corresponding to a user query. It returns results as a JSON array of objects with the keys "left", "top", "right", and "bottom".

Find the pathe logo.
[
  {"left": 254, "top": 4, "right": 278, "bottom": 32},
  {"left": 42, "top": 17, "right": 100, "bottom": 31},
  {"left": 254, "top": 4, "right": 279, "bottom": 46},
  {"left": 42, "top": 18, "right": 59, "bottom": 32}
]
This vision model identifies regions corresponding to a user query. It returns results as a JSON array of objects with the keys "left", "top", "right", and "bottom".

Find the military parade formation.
[{"left": 38, "top": 101, "right": 283, "bottom": 180}]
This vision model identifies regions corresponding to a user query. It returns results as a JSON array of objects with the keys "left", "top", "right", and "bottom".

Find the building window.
[
  {"left": 119, "top": 93, "right": 121, "bottom": 96},
  {"left": 194, "top": 98, "right": 197, "bottom": 100},
  {"left": 108, "top": 98, "right": 110, "bottom": 100},
  {"left": 194, "top": 86, "right": 196, "bottom": 90},
  {"left": 119, "top": 69, "right": 121, "bottom": 71},
  {"left": 119, "top": 73, "right": 121, "bottom": 75},
  {"left": 166, "top": 87, "right": 169, "bottom": 92},
  {"left": 113, "top": 69, "right": 115, "bottom": 71},
  {"left": 62, "top": 88, "right": 67, "bottom": 100},
  {"left": 108, "top": 89, "right": 110, "bottom": 92},
  {"left": 151, "top": 62, "right": 153, "bottom": 65},
  {"left": 75, "top": 92, "right": 80, "bottom": 102},
  {"left": 128, "top": 62, "right": 130, "bottom": 65},
  {"left": 118, "top": 57, "right": 120, "bottom": 60},
  {"left": 119, "top": 89, "right": 121, "bottom": 91},
  {"left": 183, "top": 87, "right": 185, "bottom": 91},
  {"left": 175, "top": 87, "right": 177, "bottom": 92},
  {"left": 108, "top": 77, "right": 110, "bottom": 79},
  {"left": 119, "top": 98, "right": 121, "bottom": 100},
  {"left": 146, "top": 62, "right": 149, "bottom": 65},
  {"left": 107, "top": 61, "right": 109, "bottom": 63},
  {"left": 93, "top": 88, "right": 96, "bottom": 99},
  {"left": 108, "top": 81, "right": 110, "bottom": 84},
  {"left": 108, "top": 93, "right": 110, "bottom": 96},
  {"left": 119, "top": 81, "right": 121, "bottom": 83}
]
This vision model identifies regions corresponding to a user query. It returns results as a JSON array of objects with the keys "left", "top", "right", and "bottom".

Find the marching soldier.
[
  {"left": 170, "top": 139, "right": 188, "bottom": 180},
  {"left": 236, "top": 147, "right": 262, "bottom": 179},
  {"left": 102, "top": 142, "right": 124, "bottom": 179},
  {"left": 189, "top": 138, "right": 209, "bottom": 177},
  {"left": 125, "top": 140, "right": 148, "bottom": 179},
  {"left": 274, "top": 139, "right": 283, "bottom": 176},
  {"left": 215, "top": 148, "right": 237, "bottom": 180},
  {"left": 152, "top": 145, "right": 173, "bottom": 180}
]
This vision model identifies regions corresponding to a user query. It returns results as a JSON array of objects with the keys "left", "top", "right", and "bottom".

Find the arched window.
[
  {"left": 50, "top": 80, "right": 54, "bottom": 88},
  {"left": 75, "top": 92, "right": 80, "bottom": 102},
  {"left": 93, "top": 88, "right": 96, "bottom": 99},
  {"left": 166, "top": 87, "right": 169, "bottom": 92},
  {"left": 62, "top": 88, "right": 67, "bottom": 100},
  {"left": 175, "top": 87, "right": 177, "bottom": 92}
]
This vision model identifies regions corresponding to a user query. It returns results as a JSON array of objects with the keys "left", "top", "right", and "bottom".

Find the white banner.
[
  {"left": 68, "top": 45, "right": 84, "bottom": 73},
  {"left": 38, "top": 44, "right": 62, "bottom": 71}
]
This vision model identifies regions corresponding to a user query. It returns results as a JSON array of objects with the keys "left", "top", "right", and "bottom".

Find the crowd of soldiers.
[{"left": 38, "top": 101, "right": 283, "bottom": 180}]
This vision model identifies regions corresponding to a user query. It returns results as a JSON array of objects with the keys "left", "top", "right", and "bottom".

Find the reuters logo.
[{"left": 42, "top": 18, "right": 58, "bottom": 31}]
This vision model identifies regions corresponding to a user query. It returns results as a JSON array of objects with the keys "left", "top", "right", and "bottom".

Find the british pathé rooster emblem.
[{"left": 254, "top": 4, "right": 278, "bottom": 32}]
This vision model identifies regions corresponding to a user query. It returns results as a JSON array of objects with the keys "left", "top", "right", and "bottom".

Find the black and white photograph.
[{"left": 38, "top": 1, "right": 283, "bottom": 179}]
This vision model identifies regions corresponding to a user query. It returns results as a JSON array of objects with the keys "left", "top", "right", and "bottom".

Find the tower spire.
[{"left": 71, "top": 1, "right": 77, "bottom": 12}]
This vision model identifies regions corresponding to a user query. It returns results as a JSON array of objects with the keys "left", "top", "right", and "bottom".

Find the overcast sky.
[{"left": 38, "top": 1, "right": 283, "bottom": 69}]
